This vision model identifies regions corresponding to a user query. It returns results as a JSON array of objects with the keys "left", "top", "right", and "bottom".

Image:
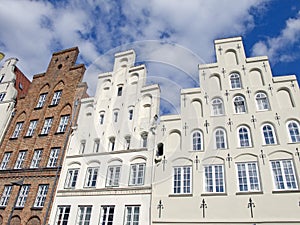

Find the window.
[
  {"left": 129, "top": 109, "right": 133, "bottom": 120},
  {"left": 238, "top": 126, "right": 251, "bottom": 147},
  {"left": 125, "top": 136, "right": 131, "bottom": 150},
  {"left": 141, "top": 133, "right": 148, "bottom": 148},
  {"left": 113, "top": 111, "right": 118, "bottom": 122},
  {"left": 109, "top": 137, "right": 115, "bottom": 151},
  {"left": 204, "top": 165, "right": 225, "bottom": 193},
  {"left": 0, "top": 75, "right": 4, "bottom": 83},
  {"left": 214, "top": 128, "right": 227, "bottom": 149},
  {"left": 41, "top": 117, "right": 53, "bottom": 135},
  {"left": 64, "top": 169, "right": 79, "bottom": 189},
  {"left": 236, "top": 162, "right": 260, "bottom": 192},
  {"left": 84, "top": 167, "right": 99, "bottom": 188},
  {"left": 57, "top": 115, "right": 69, "bottom": 133},
  {"left": 25, "top": 120, "right": 38, "bottom": 137},
  {"left": 117, "top": 86, "right": 123, "bottom": 96},
  {"left": 271, "top": 159, "right": 297, "bottom": 190},
  {"left": 36, "top": 93, "right": 47, "bottom": 108},
  {"left": 99, "top": 205, "right": 115, "bottom": 225},
  {"left": 76, "top": 206, "right": 92, "bottom": 225},
  {"left": 47, "top": 148, "right": 60, "bottom": 167},
  {"left": 287, "top": 121, "right": 300, "bottom": 143},
  {"left": 93, "top": 139, "right": 100, "bottom": 153},
  {"left": 30, "top": 149, "right": 42, "bottom": 168},
  {"left": 14, "top": 151, "right": 27, "bottom": 169},
  {"left": 0, "top": 152, "right": 11, "bottom": 170},
  {"left": 230, "top": 73, "right": 241, "bottom": 89},
  {"left": 124, "top": 205, "right": 140, "bottom": 225},
  {"left": 192, "top": 131, "right": 202, "bottom": 151},
  {"left": 11, "top": 122, "right": 24, "bottom": 138},
  {"left": 16, "top": 185, "right": 30, "bottom": 207},
  {"left": 54, "top": 205, "right": 71, "bottom": 225},
  {"left": 34, "top": 184, "right": 49, "bottom": 207},
  {"left": 106, "top": 166, "right": 121, "bottom": 187},
  {"left": 99, "top": 113, "right": 104, "bottom": 125},
  {"left": 211, "top": 98, "right": 224, "bottom": 116},
  {"left": 233, "top": 96, "right": 247, "bottom": 113},
  {"left": 0, "top": 186, "right": 12, "bottom": 207},
  {"left": 173, "top": 166, "right": 192, "bottom": 194},
  {"left": 0, "top": 92, "right": 5, "bottom": 101},
  {"left": 255, "top": 92, "right": 270, "bottom": 111},
  {"left": 50, "top": 90, "right": 62, "bottom": 106},
  {"left": 262, "top": 124, "right": 277, "bottom": 145},
  {"left": 129, "top": 163, "right": 145, "bottom": 186},
  {"left": 79, "top": 140, "right": 86, "bottom": 154}
]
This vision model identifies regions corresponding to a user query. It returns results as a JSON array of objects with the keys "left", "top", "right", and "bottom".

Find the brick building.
[{"left": 0, "top": 47, "right": 87, "bottom": 225}]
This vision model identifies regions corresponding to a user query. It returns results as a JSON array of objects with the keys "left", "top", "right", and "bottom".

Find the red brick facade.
[{"left": 0, "top": 47, "right": 87, "bottom": 225}]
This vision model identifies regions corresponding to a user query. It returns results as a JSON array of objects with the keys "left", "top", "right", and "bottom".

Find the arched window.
[
  {"left": 230, "top": 73, "right": 241, "bottom": 89},
  {"left": 287, "top": 120, "right": 300, "bottom": 143},
  {"left": 238, "top": 126, "right": 251, "bottom": 147},
  {"left": 262, "top": 124, "right": 277, "bottom": 145},
  {"left": 255, "top": 92, "right": 270, "bottom": 111},
  {"left": 192, "top": 131, "right": 202, "bottom": 151},
  {"left": 212, "top": 98, "right": 224, "bottom": 116},
  {"left": 214, "top": 128, "right": 227, "bottom": 149},
  {"left": 233, "top": 96, "right": 247, "bottom": 113}
]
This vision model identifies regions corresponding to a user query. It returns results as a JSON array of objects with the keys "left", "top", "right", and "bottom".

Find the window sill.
[
  {"left": 201, "top": 192, "right": 227, "bottom": 196},
  {"left": 287, "top": 141, "right": 300, "bottom": 145},
  {"left": 237, "top": 146, "right": 253, "bottom": 149},
  {"left": 272, "top": 189, "right": 300, "bottom": 194},
  {"left": 262, "top": 143, "right": 278, "bottom": 147},
  {"left": 236, "top": 191, "right": 263, "bottom": 195},
  {"left": 168, "top": 193, "right": 193, "bottom": 197},
  {"left": 31, "top": 206, "right": 43, "bottom": 210}
]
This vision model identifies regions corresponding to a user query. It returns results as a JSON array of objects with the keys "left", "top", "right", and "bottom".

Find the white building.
[
  {"left": 152, "top": 37, "right": 300, "bottom": 224},
  {"left": 49, "top": 50, "right": 160, "bottom": 225}
]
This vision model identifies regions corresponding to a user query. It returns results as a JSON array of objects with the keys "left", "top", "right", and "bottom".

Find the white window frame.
[
  {"left": 57, "top": 115, "right": 69, "bottom": 133},
  {"left": 93, "top": 139, "right": 100, "bottom": 153},
  {"left": 76, "top": 206, "right": 92, "bottom": 225},
  {"left": 99, "top": 112, "right": 105, "bottom": 125},
  {"left": 106, "top": 165, "right": 121, "bottom": 187},
  {"left": 255, "top": 92, "right": 270, "bottom": 111},
  {"left": 47, "top": 148, "right": 60, "bottom": 167},
  {"left": 36, "top": 93, "right": 47, "bottom": 108},
  {"left": 129, "top": 163, "right": 145, "bottom": 186},
  {"left": 11, "top": 122, "right": 24, "bottom": 138},
  {"left": 109, "top": 137, "right": 115, "bottom": 151},
  {"left": 0, "top": 185, "right": 12, "bottom": 207},
  {"left": 0, "top": 152, "right": 11, "bottom": 170},
  {"left": 84, "top": 167, "right": 99, "bottom": 188},
  {"left": 26, "top": 120, "right": 38, "bottom": 137},
  {"left": 262, "top": 123, "right": 277, "bottom": 145},
  {"left": 124, "top": 205, "right": 140, "bottom": 225},
  {"left": 233, "top": 95, "right": 247, "bottom": 114},
  {"left": 173, "top": 166, "right": 192, "bottom": 194},
  {"left": 129, "top": 109, "right": 133, "bottom": 120},
  {"left": 64, "top": 168, "right": 79, "bottom": 189},
  {"left": 99, "top": 205, "right": 115, "bottom": 225},
  {"left": 192, "top": 131, "right": 202, "bottom": 151},
  {"left": 214, "top": 128, "right": 227, "bottom": 149},
  {"left": 54, "top": 205, "right": 71, "bottom": 225},
  {"left": 238, "top": 126, "right": 252, "bottom": 147},
  {"left": 230, "top": 73, "right": 241, "bottom": 89},
  {"left": 14, "top": 151, "right": 27, "bottom": 169},
  {"left": 204, "top": 164, "right": 225, "bottom": 193},
  {"left": 79, "top": 140, "right": 86, "bottom": 154},
  {"left": 211, "top": 98, "right": 224, "bottom": 116},
  {"left": 34, "top": 184, "right": 49, "bottom": 207},
  {"left": 287, "top": 120, "right": 300, "bottom": 143},
  {"left": 0, "top": 92, "right": 6, "bottom": 101},
  {"left": 141, "top": 133, "right": 148, "bottom": 148},
  {"left": 30, "top": 149, "right": 42, "bottom": 168},
  {"left": 236, "top": 162, "right": 260, "bottom": 192},
  {"left": 125, "top": 136, "right": 131, "bottom": 150},
  {"left": 50, "top": 90, "right": 62, "bottom": 106},
  {"left": 113, "top": 111, "right": 118, "bottom": 122},
  {"left": 16, "top": 185, "right": 30, "bottom": 208},
  {"left": 41, "top": 117, "right": 53, "bottom": 135}
]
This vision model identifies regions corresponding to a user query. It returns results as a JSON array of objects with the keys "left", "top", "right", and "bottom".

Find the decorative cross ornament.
[
  {"left": 227, "top": 118, "right": 233, "bottom": 132},
  {"left": 221, "top": 68, "right": 226, "bottom": 78},
  {"left": 225, "top": 90, "right": 229, "bottom": 101},
  {"left": 260, "top": 149, "right": 266, "bottom": 165},
  {"left": 183, "top": 122, "right": 188, "bottom": 136},
  {"left": 268, "top": 84, "right": 273, "bottom": 95},
  {"left": 204, "top": 92, "right": 209, "bottom": 104},
  {"left": 262, "top": 62, "right": 267, "bottom": 72},
  {"left": 182, "top": 94, "right": 187, "bottom": 107},
  {"left": 247, "top": 197, "right": 255, "bottom": 218},
  {"left": 162, "top": 156, "right": 167, "bottom": 171},
  {"left": 275, "top": 113, "right": 280, "bottom": 126},
  {"left": 194, "top": 155, "right": 200, "bottom": 170},
  {"left": 218, "top": 46, "right": 223, "bottom": 55},
  {"left": 237, "top": 43, "right": 241, "bottom": 51},
  {"left": 246, "top": 87, "right": 251, "bottom": 98},
  {"left": 202, "top": 70, "right": 206, "bottom": 80},
  {"left": 157, "top": 200, "right": 164, "bottom": 218},
  {"left": 295, "top": 148, "right": 300, "bottom": 161},
  {"left": 200, "top": 199, "right": 207, "bottom": 218},
  {"left": 226, "top": 153, "right": 232, "bottom": 168},
  {"left": 161, "top": 124, "right": 166, "bottom": 136},
  {"left": 242, "top": 65, "right": 246, "bottom": 75},
  {"left": 291, "top": 81, "right": 295, "bottom": 90},
  {"left": 250, "top": 115, "right": 257, "bottom": 128},
  {"left": 204, "top": 120, "right": 210, "bottom": 134}
]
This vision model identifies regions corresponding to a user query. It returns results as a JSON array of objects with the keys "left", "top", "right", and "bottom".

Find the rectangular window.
[
  {"left": 76, "top": 206, "right": 92, "bottom": 225},
  {"left": 64, "top": 169, "right": 79, "bottom": 189},
  {"left": 125, "top": 136, "right": 131, "bottom": 150},
  {"left": 0, "top": 75, "right": 4, "bottom": 83},
  {"left": 204, "top": 165, "right": 225, "bottom": 193},
  {"left": 106, "top": 166, "right": 121, "bottom": 187},
  {"left": 79, "top": 140, "right": 86, "bottom": 154},
  {"left": 114, "top": 112, "right": 118, "bottom": 122},
  {"left": 109, "top": 138, "right": 115, "bottom": 151},
  {"left": 47, "top": 148, "right": 60, "bottom": 167},
  {"left": 99, "top": 205, "right": 115, "bottom": 225},
  {"left": 84, "top": 167, "right": 99, "bottom": 188},
  {"left": 99, "top": 113, "right": 104, "bottom": 125},
  {"left": 141, "top": 134, "right": 148, "bottom": 148},
  {"left": 173, "top": 166, "right": 192, "bottom": 194},
  {"left": 0, "top": 185, "right": 12, "bottom": 207},
  {"left": 36, "top": 93, "right": 47, "bottom": 108},
  {"left": 14, "top": 151, "right": 27, "bottom": 169},
  {"left": 117, "top": 86, "right": 123, "bottom": 96},
  {"left": 124, "top": 205, "right": 140, "bottom": 225},
  {"left": 11, "top": 122, "right": 24, "bottom": 138},
  {"left": 129, "top": 109, "right": 133, "bottom": 120},
  {"left": 271, "top": 159, "right": 297, "bottom": 190},
  {"left": 236, "top": 162, "right": 260, "bottom": 192},
  {"left": 0, "top": 152, "right": 11, "bottom": 170},
  {"left": 34, "top": 184, "right": 49, "bottom": 207},
  {"left": 0, "top": 92, "right": 6, "bottom": 101},
  {"left": 30, "top": 149, "right": 42, "bottom": 168},
  {"left": 41, "top": 117, "right": 53, "bottom": 135},
  {"left": 25, "top": 120, "right": 38, "bottom": 137},
  {"left": 50, "top": 90, "right": 62, "bottom": 106},
  {"left": 16, "top": 185, "right": 30, "bottom": 207},
  {"left": 93, "top": 139, "right": 100, "bottom": 153},
  {"left": 57, "top": 115, "right": 69, "bottom": 133},
  {"left": 129, "top": 163, "right": 145, "bottom": 186},
  {"left": 55, "top": 205, "right": 71, "bottom": 225}
]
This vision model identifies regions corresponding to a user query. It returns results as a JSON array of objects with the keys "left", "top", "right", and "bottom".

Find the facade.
[
  {"left": 0, "top": 58, "right": 30, "bottom": 144},
  {"left": 48, "top": 50, "right": 160, "bottom": 225},
  {"left": 152, "top": 37, "right": 300, "bottom": 224},
  {"left": 0, "top": 47, "right": 87, "bottom": 225}
]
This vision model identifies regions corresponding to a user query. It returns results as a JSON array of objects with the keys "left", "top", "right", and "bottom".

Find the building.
[
  {"left": 151, "top": 37, "right": 300, "bottom": 224},
  {"left": 0, "top": 47, "right": 87, "bottom": 225},
  {"left": 0, "top": 57, "right": 30, "bottom": 145},
  {"left": 48, "top": 50, "right": 160, "bottom": 225}
]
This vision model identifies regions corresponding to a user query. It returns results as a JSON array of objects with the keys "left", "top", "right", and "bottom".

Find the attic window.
[
  {"left": 58, "top": 64, "right": 62, "bottom": 69},
  {"left": 19, "top": 82, "right": 23, "bottom": 90}
]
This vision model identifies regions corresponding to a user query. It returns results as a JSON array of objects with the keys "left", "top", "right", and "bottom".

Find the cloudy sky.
[{"left": 1, "top": 0, "right": 300, "bottom": 114}]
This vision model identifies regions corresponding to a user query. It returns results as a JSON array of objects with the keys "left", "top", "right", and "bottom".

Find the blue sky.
[{"left": 1, "top": 0, "right": 300, "bottom": 114}]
